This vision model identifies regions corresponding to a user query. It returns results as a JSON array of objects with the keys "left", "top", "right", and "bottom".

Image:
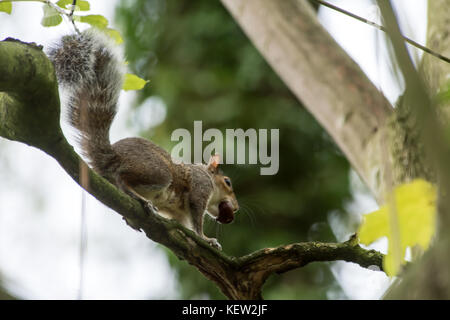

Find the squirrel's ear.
[{"left": 207, "top": 154, "right": 220, "bottom": 173}]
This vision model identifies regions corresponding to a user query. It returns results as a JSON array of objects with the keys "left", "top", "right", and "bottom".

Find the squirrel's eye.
[{"left": 224, "top": 177, "right": 232, "bottom": 187}]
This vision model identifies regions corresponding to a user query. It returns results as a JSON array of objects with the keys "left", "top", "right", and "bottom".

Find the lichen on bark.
[{"left": 388, "top": 94, "right": 435, "bottom": 184}]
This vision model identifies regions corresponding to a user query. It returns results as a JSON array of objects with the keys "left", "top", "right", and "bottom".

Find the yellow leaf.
[
  {"left": 56, "top": 0, "right": 90, "bottom": 11},
  {"left": 358, "top": 179, "right": 437, "bottom": 276},
  {"left": 105, "top": 28, "right": 123, "bottom": 44},
  {"left": 122, "top": 73, "right": 148, "bottom": 91},
  {"left": 358, "top": 206, "right": 389, "bottom": 244},
  {"left": 384, "top": 242, "right": 399, "bottom": 276},
  {"left": 0, "top": 2, "right": 12, "bottom": 14}
]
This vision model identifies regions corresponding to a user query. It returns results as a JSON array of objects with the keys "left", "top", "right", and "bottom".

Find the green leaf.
[
  {"left": 56, "top": 0, "right": 90, "bottom": 11},
  {"left": 358, "top": 179, "right": 437, "bottom": 276},
  {"left": 41, "top": 4, "right": 62, "bottom": 27},
  {"left": 123, "top": 74, "right": 148, "bottom": 91},
  {"left": 105, "top": 28, "right": 123, "bottom": 44},
  {"left": 78, "top": 14, "right": 108, "bottom": 29},
  {"left": 0, "top": 1, "right": 12, "bottom": 14}
]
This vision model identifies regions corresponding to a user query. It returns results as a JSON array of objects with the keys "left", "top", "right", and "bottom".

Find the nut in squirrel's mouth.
[{"left": 217, "top": 201, "right": 235, "bottom": 224}]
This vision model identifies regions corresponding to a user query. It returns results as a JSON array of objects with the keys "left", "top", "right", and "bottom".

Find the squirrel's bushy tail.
[{"left": 48, "top": 30, "right": 125, "bottom": 177}]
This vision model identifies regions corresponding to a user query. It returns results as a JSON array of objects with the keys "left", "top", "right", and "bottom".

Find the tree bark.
[{"left": 421, "top": 0, "right": 450, "bottom": 104}]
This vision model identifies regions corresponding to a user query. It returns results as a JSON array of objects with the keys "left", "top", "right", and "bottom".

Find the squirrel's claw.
[
  {"left": 206, "top": 237, "right": 222, "bottom": 251},
  {"left": 122, "top": 199, "right": 157, "bottom": 231}
]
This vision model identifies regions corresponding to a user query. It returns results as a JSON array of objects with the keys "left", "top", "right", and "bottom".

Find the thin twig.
[
  {"left": 69, "top": 0, "right": 76, "bottom": 17},
  {"left": 0, "top": 0, "right": 82, "bottom": 34},
  {"left": 312, "top": 0, "right": 450, "bottom": 64}
]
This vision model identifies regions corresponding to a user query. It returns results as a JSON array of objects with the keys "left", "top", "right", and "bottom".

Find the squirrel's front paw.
[
  {"left": 142, "top": 200, "right": 158, "bottom": 215},
  {"left": 206, "top": 237, "right": 222, "bottom": 251}
]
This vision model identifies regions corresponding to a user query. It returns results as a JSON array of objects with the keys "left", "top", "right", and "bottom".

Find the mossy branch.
[{"left": 0, "top": 38, "right": 385, "bottom": 300}]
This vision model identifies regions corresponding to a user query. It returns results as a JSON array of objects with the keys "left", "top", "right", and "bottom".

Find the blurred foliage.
[
  {"left": 0, "top": 276, "right": 15, "bottom": 300},
  {"left": 116, "top": 0, "right": 352, "bottom": 299},
  {"left": 0, "top": 289, "right": 15, "bottom": 300}
]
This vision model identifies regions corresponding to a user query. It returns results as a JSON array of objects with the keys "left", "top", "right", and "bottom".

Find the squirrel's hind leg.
[
  {"left": 114, "top": 162, "right": 172, "bottom": 215},
  {"left": 113, "top": 181, "right": 154, "bottom": 231},
  {"left": 116, "top": 179, "right": 159, "bottom": 216}
]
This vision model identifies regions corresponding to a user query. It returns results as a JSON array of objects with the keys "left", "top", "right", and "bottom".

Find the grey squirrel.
[{"left": 48, "top": 29, "right": 239, "bottom": 250}]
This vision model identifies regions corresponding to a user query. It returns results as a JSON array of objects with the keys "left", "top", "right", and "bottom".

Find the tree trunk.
[
  {"left": 421, "top": 0, "right": 450, "bottom": 104},
  {"left": 384, "top": 0, "right": 450, "bottom": 299}
]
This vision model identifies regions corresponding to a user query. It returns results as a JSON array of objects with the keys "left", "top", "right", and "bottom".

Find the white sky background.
[{"left": 0, "top": 0, "right": 427, "bottom": 299}]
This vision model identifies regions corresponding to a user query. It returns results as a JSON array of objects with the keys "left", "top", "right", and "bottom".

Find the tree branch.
[
  {"left": 237, "top": 239, "right": 383, "bottom": 275},
  {"left": 0, "top": 38, "right": 384, "bottom": 300},
  {"left": 219, "top": 0, "right": 394, "bottom": 201}
]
